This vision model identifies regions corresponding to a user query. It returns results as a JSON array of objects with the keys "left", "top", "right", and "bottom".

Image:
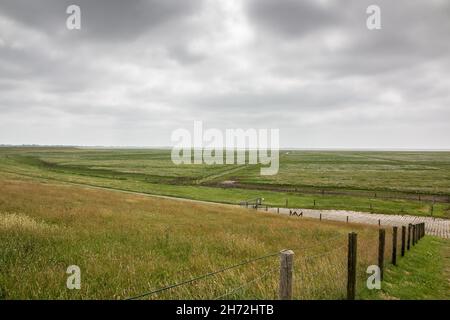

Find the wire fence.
[
  {"left": 125, "top": 223, "right": 426, "bottom": 300},
  {"left": 225, "top": 182, "right": 450, "bottom": 204}
]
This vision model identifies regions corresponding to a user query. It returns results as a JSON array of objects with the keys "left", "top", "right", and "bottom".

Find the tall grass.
[{"left": 0, "top": 176, "right": 389, "bottom": 299}]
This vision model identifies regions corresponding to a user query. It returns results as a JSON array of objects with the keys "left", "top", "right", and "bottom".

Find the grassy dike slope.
[
  {"left": 0, "top": 174, "right": 383, "bottom": 300},
  {"left": 360, "top": 236, "right": 450, "bottom": 300}
]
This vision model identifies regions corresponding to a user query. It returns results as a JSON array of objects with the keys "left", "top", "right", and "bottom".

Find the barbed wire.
[
  {"left": 299, "top": 243, "right": 348, "bottom": 262},
  {"left": 125, "top": 251, "right": 280, "bottom": 300},
  {"left": 125, "top": 233, "right": 346, "bottom": 300},
  {"left": 213, "top": 266, "right": 278, "bottom": 300},
  {"left": 289, "top": 233, "right": 346, "bottom": 253}
]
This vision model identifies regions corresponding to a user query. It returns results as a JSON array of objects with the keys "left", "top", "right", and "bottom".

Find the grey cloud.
[
  {"left": 0, "top": 0, "right": 449, "bottom": 148},
  {"left": 247, "top": 0, "right": 340, "bottom": 38},
  {"left": 0, "top": 0, "right": 202, "bottom": 42}
]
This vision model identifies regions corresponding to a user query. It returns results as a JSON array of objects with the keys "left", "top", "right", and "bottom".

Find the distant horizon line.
[{"left": 1, "top": 144, "right": 450, "bottom": 152}]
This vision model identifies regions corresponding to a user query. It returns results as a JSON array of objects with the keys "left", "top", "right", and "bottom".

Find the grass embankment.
[
  {"left": 360, "top": 236, "right": 450, "bottom": 300},
  {"left": 1, "top": 176, "right": 384, "bottom": 300},
  {"left": 0, "top": 156, "right": 448, "bottom": 218}
]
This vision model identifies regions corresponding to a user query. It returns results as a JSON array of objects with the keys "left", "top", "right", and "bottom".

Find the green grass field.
[
  {"left": 360, "top": 236, "right": 450, "bottom": 300},
  {"left": 2, "top": 176, "right": 447, "bottom": 300},
  {"left": 0, "top": 176, "right": 376, "bottom": 299},
  {"left": 0, "top": 147, "right": 449, "bottom": 218},
  {"left": 1, "top": 147, "right": 449, "bottom": 300}
]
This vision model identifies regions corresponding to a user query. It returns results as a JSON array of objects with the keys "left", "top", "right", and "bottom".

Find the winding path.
[{"left": 262, "top": 207, "right": 450, "bottom": 239}]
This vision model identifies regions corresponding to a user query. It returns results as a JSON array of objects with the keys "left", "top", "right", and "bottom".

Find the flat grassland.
[
  {"left": 0, "top": 147, "right": 449, "bottom": 218},
  {"left": 0, "top": 175, "right": 383, "bottom": 299},
  {"left": 1, "top": 148, "right": 449, "bottom": 299}
]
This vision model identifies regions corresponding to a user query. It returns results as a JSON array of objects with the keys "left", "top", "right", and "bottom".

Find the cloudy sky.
[{"left": 0, "top": 0, "right": 449, "bottom": 148}]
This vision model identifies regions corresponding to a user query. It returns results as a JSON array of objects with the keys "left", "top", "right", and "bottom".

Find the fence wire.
[{"left": 125, "top": 234, "right": 347, "bottom": 300}]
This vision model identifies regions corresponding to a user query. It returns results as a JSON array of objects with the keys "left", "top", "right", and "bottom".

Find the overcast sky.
[{"left": 0, "top": 0, "right": 449, "bottom": 148}]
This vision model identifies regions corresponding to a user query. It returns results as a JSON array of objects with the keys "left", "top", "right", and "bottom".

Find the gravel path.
[{"left": 262, "top": 207, "right": 450, "bottom": 239}]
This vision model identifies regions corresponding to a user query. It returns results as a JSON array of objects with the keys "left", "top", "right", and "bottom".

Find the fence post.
[
  {"left": 407, "top": 224, "right": 411, "bottom": 250},
  {"left": 346, "top": 216, "right": 349, "bottom": 223},
  {"left": 412, "top": 224, "right": 416, "bottom": 246},
  {"left": 401, "top": 226, "right": 406, "bottom": 257},
  {"left": 378, "top": 219, "right": 381, "bottom": 227},
  {"left": 392, "top": 226, "right": 398, "bottom": 265},
  {"left": 277, "top": 207, "right": 279, "bottom": 214},
  {"left": 314, "top": 200, "right": 316, "bottom": 207},
  {"left": 378, "top": 229, "right": 385, "bottom": 281},
  {"left": 319, "top": 213, "right": 322, "bottom": 221},
  {"left": 279, "top": 250, "right": 294, "bottom": 300},
  {"left": 416, "top": 224, "right": 420, "bottom": 242},
  {"left": 347, "top": 232, "right": 357, "bottom": 300},
  {"left": 419, "top": 223, "right": 423, "bottom": 239}
]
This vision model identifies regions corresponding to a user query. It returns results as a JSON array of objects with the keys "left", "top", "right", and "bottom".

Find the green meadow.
[
  {"left": 0, "top": 147, "right": 449, "bottom": 218},
  {"left": 0, "top": 147, "right": 449, "bottom": 299}
]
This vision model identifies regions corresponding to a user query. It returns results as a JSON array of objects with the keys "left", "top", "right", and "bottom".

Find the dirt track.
[{"left": 263, "top": 207, "right": 450, "bottom": 239}]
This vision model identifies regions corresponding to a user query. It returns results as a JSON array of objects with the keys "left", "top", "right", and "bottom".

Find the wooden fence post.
[
  {"left": 314, "top": 200, "right": 316, "bottom": 207},
  {"left": 378, "top": 219, "right": 381, "bottom": 227},
  {"left": 346, "top": 216, "right": 349, "bottom": 223},
  {"left": 347, "top": 232, "right": 357, "bottom": 300},
  {"left": 279, "top": 250, "right": 294, "bottom": 300},
  {"left": 277, "top": 207, "right": 279, "bottom": 214},
  {"left": 319, "top": 213, "right": 322, "bottom": 221},
  {"left": 407, "top": 224, "right": 411, "bottom": 250},
  {"left": 412, "top": 224, "right": 416, "bottom": 246},
  {"left": 401, "top": 226, "right": 406, "bottom": 257},
  {"left": 378, "top": 229, "right": 385, "bottom": 281},
  {"left": 392, "top": 226, "right": 398, "bottom": 265},
  {"left": 417, "top": 224, "right": 420, "bottom": 241}
]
